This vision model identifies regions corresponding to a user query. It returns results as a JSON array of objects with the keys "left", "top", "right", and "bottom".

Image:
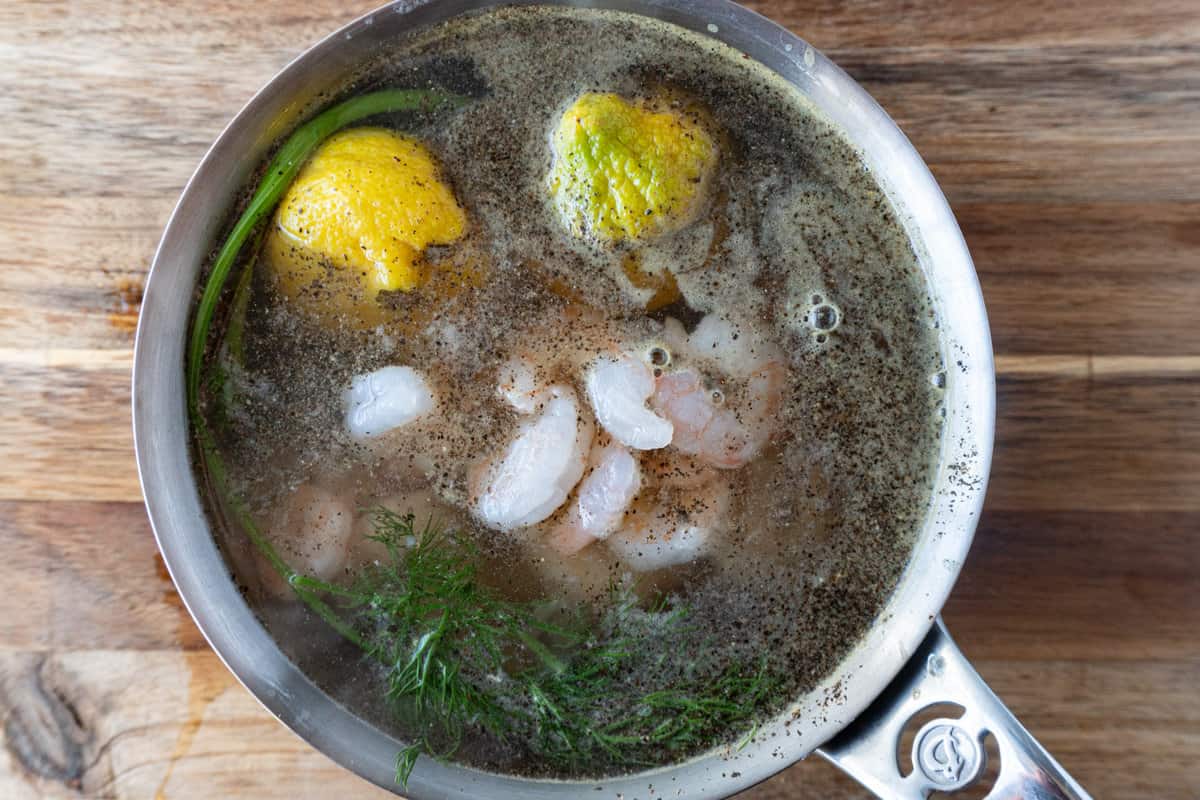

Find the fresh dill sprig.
[
  {"left": 299, "top": 510, "right": 781, "bottom": 787},
  {"left": 296, "top": 510, "right": 582, "bottom": 778},
  {"left": 517, "top": 595, "right": 778, "bottom": 772}
]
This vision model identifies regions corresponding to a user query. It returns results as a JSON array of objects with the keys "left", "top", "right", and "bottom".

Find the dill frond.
[{"left": 299, "top": 510, "right": 781, "bottom": 787}]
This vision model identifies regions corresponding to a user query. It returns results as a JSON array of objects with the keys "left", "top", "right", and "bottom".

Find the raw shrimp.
[
  {"left": 607, "top": 475, "right": 731, "bottom": 571},
  {"left": 652, "top": 314, "right": 786, "bottom": 468},
  {"left": 549, "top": 442, "right": 642, "bottom": 555},
  {"left": 583, "top": 353, "right": 673, "bottom": 450},
  {"left": 343, "top": 365, "right": 436, "bottom": 439},
  {"left": 475, "top": 310, "right": 652, "bottom": 535},
  {"left": 470, "top": 384, "right": 594, "bottom": 532},
  {"left": 652, "top": 363, "right": 784, "bottom": 468},
  {"left": 686, "top": 313, "right": 782, "bottom": 379},
  {"left": 497, "top": 355, "right": 538, "bottom": 414},
  {"left": 259, "top": 481, "right": 354, "bottom": 597}
]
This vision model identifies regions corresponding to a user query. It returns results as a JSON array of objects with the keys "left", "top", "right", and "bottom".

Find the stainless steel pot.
[{"left": 132, "top": 1, "right": 1091, "bottom": 798}]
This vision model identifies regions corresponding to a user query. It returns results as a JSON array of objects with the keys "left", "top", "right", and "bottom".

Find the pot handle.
[{"left": 816, "top": 618, "right": 1092, "bottom": 800}]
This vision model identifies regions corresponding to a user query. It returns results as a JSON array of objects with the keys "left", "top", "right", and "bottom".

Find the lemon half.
[
  {"left": 549, "top": 93, "right": 716, "bottom": 242},
  {"left": 266, "top": 127, "right": 466, "bottom": 324}
]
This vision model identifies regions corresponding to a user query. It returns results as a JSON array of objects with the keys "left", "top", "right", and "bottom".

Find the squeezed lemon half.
[
  {"left": 265, "top": 127, "right": 466, "bottom": 324},
  {"left": 549, "top": 93, "right": 716, "bottom": 242}
]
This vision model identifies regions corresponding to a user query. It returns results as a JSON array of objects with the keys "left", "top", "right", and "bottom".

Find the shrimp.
[
  {"left": 470, "top": 384, "right": 594, "bottom": 532},
  {"left": 549, "top": 442, "right": 642, "bottom": 555},
  {"left": 497, "top": 355, "right": 538, "bottom": 414},
  {"left": 474, "top": 308, "right": 627, "bottom": 536},
  {"left": 651, "top": 313, "right": 786, "bottom": 469},
  {"left": 583, "top": 353, "right": 673, "bottom": 450},
  {"left": 652, "top": 363, "right": 784, "bottom": 468},
  {"left": 259, "top": 481, "right": 355, "bottom": 597},
  {"left": 343, "top": 365, "right": 436, "bottom": 439},
  {"left": 607, "top": 475, "right": 730, "bottom": 571},
  {"left": 686, "top": 313, "right": 782, "bottom": 379}
]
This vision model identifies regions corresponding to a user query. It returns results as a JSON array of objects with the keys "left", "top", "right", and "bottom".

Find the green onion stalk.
[{"left": 184, "top": 89, "right": 465, "bottom": 653}]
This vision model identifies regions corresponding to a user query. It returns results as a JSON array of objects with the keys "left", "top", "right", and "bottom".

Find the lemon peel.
[
  {"left": 266, "top": 127, "right": 466, "bottom": 323},
  {"left": 549, "top": 93, "right": 716, "bottom": 242}
]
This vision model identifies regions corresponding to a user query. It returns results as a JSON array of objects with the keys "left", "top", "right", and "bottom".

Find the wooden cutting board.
[{"left": 1, "top": 1, "right": 1197, "bottom": 798}]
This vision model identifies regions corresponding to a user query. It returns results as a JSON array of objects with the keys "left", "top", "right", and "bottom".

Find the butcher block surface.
[{"left": 1, "top": 1, "right": 1197, "bottom": 798}]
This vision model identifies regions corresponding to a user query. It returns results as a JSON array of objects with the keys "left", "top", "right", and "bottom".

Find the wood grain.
[
  {"left": 1, "top": 0, "right": 1197, "bottom": 798},
  {"left": 0, "top": 502, "right": 206, "bottom": 652}
]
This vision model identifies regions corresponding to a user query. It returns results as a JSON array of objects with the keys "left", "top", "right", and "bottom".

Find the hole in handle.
[
  {"left": 896, "top": 703, "right": 1001, "bottom": 798},
  {"left": 897, "top": 703, "right": 965, "bottom": 777},
  {"left": 931, "top": 733, "right": 1000, "bottom": 800}
]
